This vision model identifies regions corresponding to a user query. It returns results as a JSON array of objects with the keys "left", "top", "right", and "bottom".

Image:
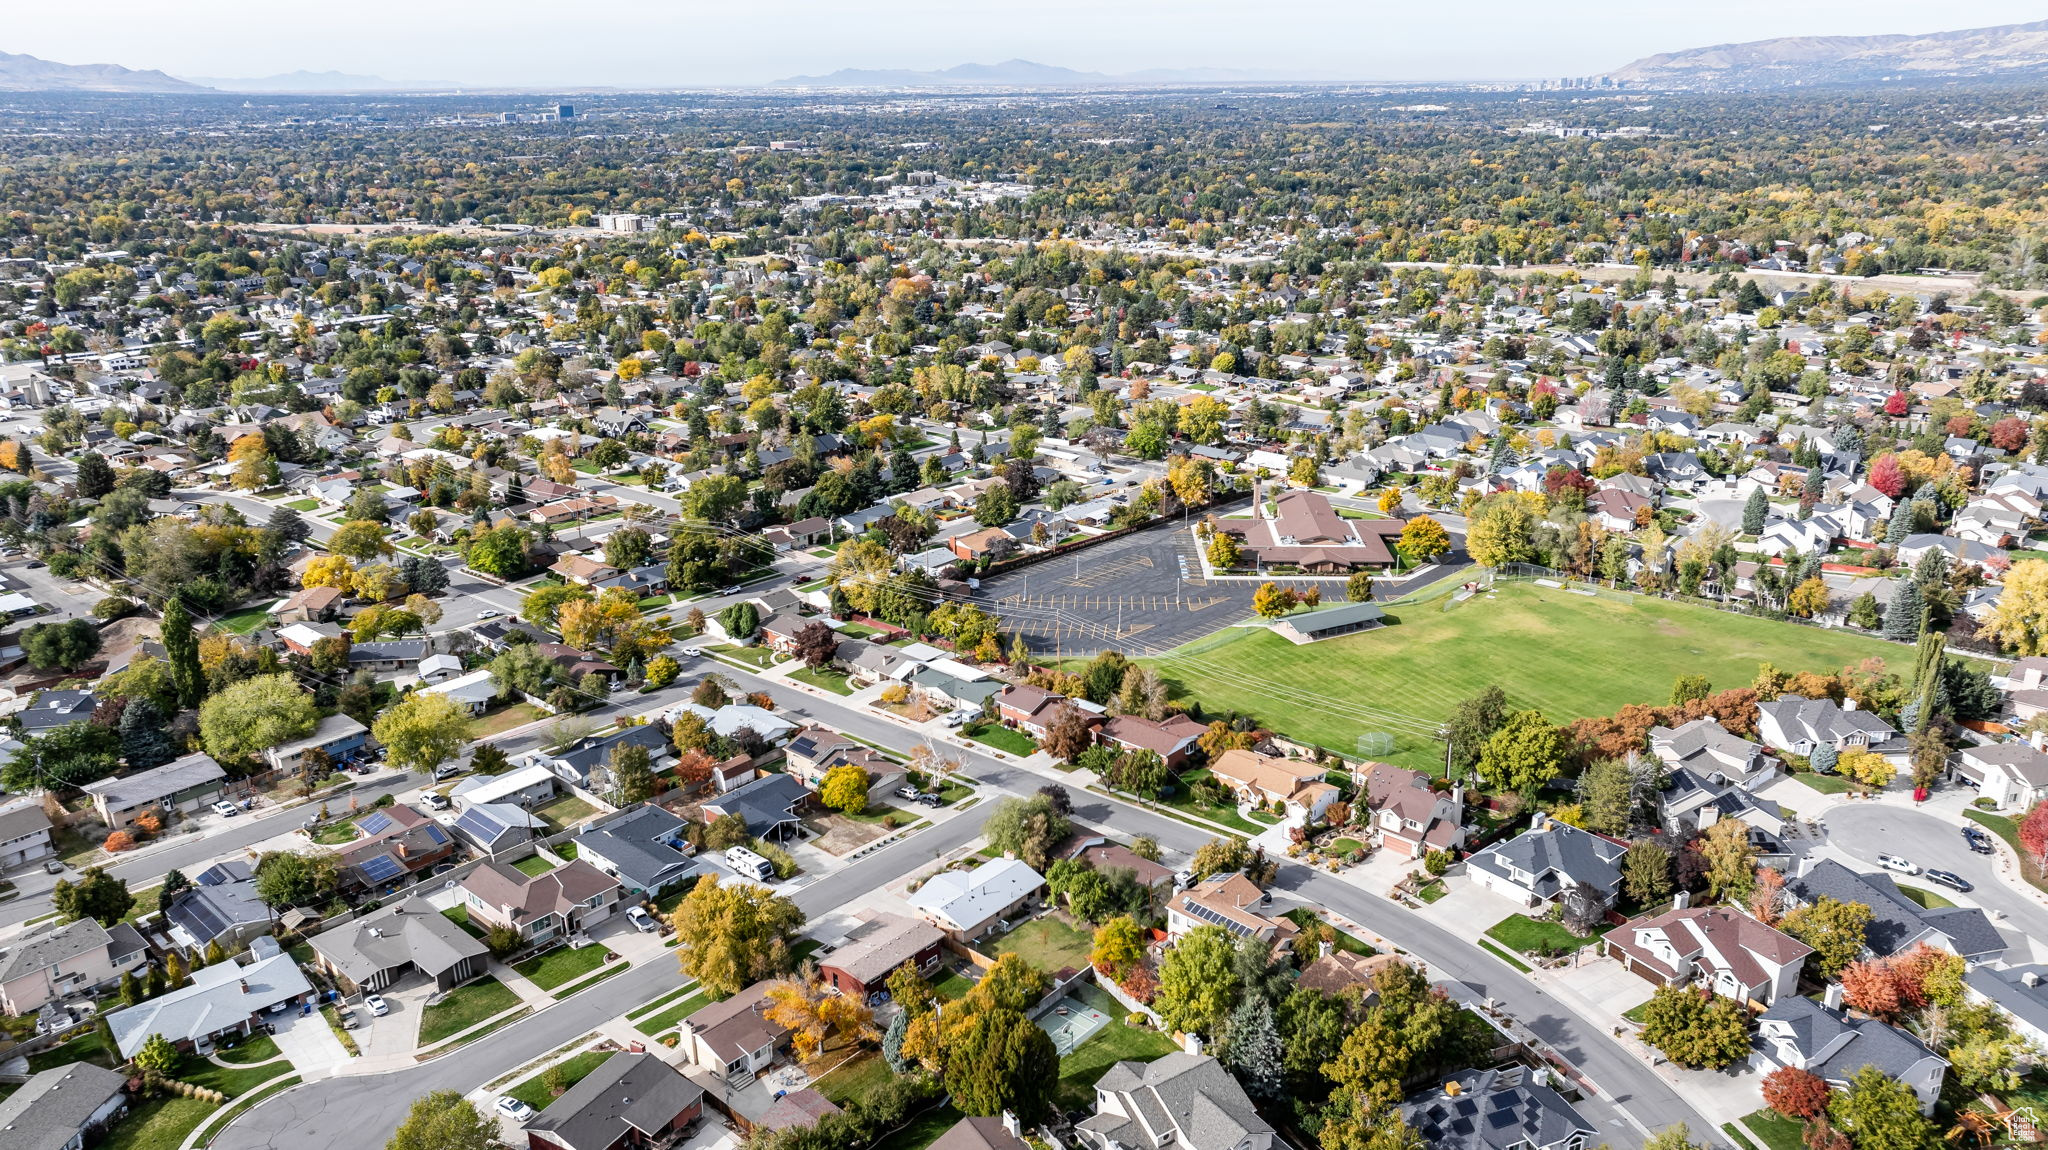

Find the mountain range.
[
  {"left": 1607, "top": 18, "right": 2048, "bottom": 89},
  {"left": 0, "top": 49, "right": 206, "bottom": 92},
  {"left": 772, "top": 58, "right": 1281, "bottom": 87},
  {"left": 182, "top": 70, "right": 399, "bottom": 92}
]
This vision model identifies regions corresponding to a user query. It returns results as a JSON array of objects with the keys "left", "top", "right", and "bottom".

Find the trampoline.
[{"left": 1037, "top": 997, "right": 1112, "bottom": 1056}]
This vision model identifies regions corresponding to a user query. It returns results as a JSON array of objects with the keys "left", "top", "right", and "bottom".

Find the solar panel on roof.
[
  {"left": 357, "top": 854, "right": 403, "bottom": 883},
  {"left": 356, "top": 811, "right": 395, "bottom": 836},
  {"left": 456, "top": 807, "right": 509, "bottom": 842},
  {"left": 423, "top": 824, "right": 448, "bottom": 844}
]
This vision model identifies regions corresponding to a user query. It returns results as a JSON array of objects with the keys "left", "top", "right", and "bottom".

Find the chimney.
[
  {"left": 1843, "top": 698, "right": 1857, "bottom": 712},
  {"left": 1531, "top": 812, "right": 1549, "bottom": 832},
  {"left": 238, "top": 979, "right": 249, "bottom": 993},
  {"left": 2032, "top": 731, "right": 2046, "bottom": 753},
  {"left": 1824, "top": 982, "right": 1844, "bottom": 1011},
  {"left": 1674, "top": 890, "right": 1691, "bottom": 910},
  {"left": 2024, "top": 971, "right": 2041, "bottom": 989},
  {"left": 1001, "top": 1112, "right": 1022, "bottom": 1138}
]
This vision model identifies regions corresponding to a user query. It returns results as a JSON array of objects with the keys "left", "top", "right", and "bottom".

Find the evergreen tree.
[
  {"left": 1885, "top": 505, "right": 1916, "bottom": 545},
  {"left": 74, "top": 452, "right": 114, "bottom": 500},
  {"left": 266, "top": 506, "right": 313, "bottom": 546},
  {"left": 1883, "top": 579, "right": 1924, "bottom": 643},
  {"left": 160, "top": 597, "right": 203, "bottom": 709},
  {"left": 1741, "top": 487, "right": 1769, "bottom": 535},
  {"left": 118, "top": 698, "right": 175, "bottom": 770},
  {"left": 881, "top": 1009, "right": 911, "bottom": 1074},
  {"left": 117, "top": 969, "right": 141, "bottom": 1006},
  {"left": 1221, "top": 994, "right": 1285, "bottom": 1101}
]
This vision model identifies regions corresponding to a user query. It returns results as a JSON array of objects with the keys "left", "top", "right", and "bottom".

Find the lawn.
[
  {"left": 212, "top": 607, "right": 271, "bottom": 636},
  {"left": 284, "top": 499, "right": 320, "bottom": 511},
  {"left": 179, "top": 1054, "right": 294, "bottom": 1098},
  {"left": 514, "top": 944, "right": 611, "bottom": 991},
  {"left": 1963, "top": 809, "right": 2048, "bottom": 895},
  {"left": 507, "top": 1049, "right": 616, "bottom": 1111},
  {"left": 101, "top": 1096, "right": 219, "bottom": 1150},
  {"left": 212, "top": 1033, "right": 282, "bottom": 1065},
  {"left": 511, "top": 854, "right": 558, "bottom": 877},
  {"left": 931, "top": 968, "right": 976, "bottom": 1001},
  {"left": 309, "top": 821, "right": 361, "bottom": 846},
  {"left": 29, "top": 1029, "right": 114, "bottom": 1072},
  {"left": 982, "top": 914, "right": 1094, "bottom": 973},
  {"left": 1485, "top": 913, "right": 1607, "bottom": 956},
  {"left": 1145, "top": 582, "right": 1916, "bottom": 772},
  {"left": 714, "top": 645, "right": 780, "bottom": 669},
  {"left": 788, "top": 666, "right": 854, "bottom": 695},
  {"left": 1282, "top": 908, "right": 1374, "bottom": 955},
  {"left": 442, "top": 905, "right": 486, "bottom": 938},
  {"left": 417, "top": 976, "right": 522, "bottom": 1045},
  {"left": 1054, "top": 984, "right": 1181, "bottom": 1112},
  {"left": 1794, "top": 772, "right": 1856, "bottom": 795},
  {"left": 963, "top": 723, "right": 1037, "bottom": 757},
  {"left": 815, "top": 1050, "right": 898, "bottom": 1105},
  {"left": 632, "top": 989, "right": 710, "bottom": 1037},
  {"left": 1153, "top": 769, "right": 1263, "bottom": 834},
  {"left": 1897, "top": 884, "right": 1956, "bottom": 910},
  {"left": 535, "top": 794, "right": 598, "bottom": 829},
  {"left": 473, "top": 702, "right": 544, "bottom": 739},
  {"left": 1740, "top": 1109, "right": 1807, "bottom": 1150}
]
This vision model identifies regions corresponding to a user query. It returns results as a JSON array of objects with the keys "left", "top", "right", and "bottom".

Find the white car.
[
  {"left": 477, "top": 609, "right": 502, "bottom": 619},
  {"left": 211, "top": 801, "right": 240, "bottom": 818},
  {"left": 625, "top": 905, "right": 658, "bottom": 933},
  {"left": 495, "top": 1097, "right": 535, "bottom": 1123},
  {"left": 1876, "top": 853, "right": 1922, "bottom": 876},
  {"left": 364, "top": 994, "right": 391, "bottom": 1017},
  {"left": 681, "top": 646, "right": 703, "bottom": 657}
]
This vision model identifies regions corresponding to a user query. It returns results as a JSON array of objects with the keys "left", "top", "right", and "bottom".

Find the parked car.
[
  {"left": 682, "top": 646, "right": 703, "bottom": 657},
  {"left": 41, "top": 859, "right": 63, "bottom": 874},
  {"left": 476, "top": 609, "right": 502, "bottom": 619},
  {"left": 495, "top": 1097, "right": 535, "bottom": 1123},
  {"left": 625, "top": 905, "right": 658, "bottom": 933},
  {"left": 364, "top": 994, "right": 390, "bottom": 1017},
  {"left": 211, "top": 801, "right": 240, "bottom": 818},
  {"left": 1877, "top": 853, "right": 1922, "bottom": 876},
  {"left": 896, "top": 784, "right": 923, "bottom": 801},
  {"left": 917, "top": 794, "right": 943, "bottom": 808},
  {"left": 423, "top": 793, "right": 451, "bottom": 811},
  {"left": 1963, "top": 826, "right": 1996, "bottom": 854},
  {"left": 1924, "top": 869, "right": 1973, "bottom": 893}
]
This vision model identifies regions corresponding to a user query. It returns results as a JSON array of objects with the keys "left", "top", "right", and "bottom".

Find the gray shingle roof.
[
  {"left": 0, "top": 1062, "right": 128, "bottom": 1150},
  {"left": 525, "top": 1052, "right": 703, "bottom": 1150},
  {"left": 1467, "top": 819, "right": 1625, "bottom": 900},
  {"left": 1078, "top": 1053, "right": 1270, "bottom": 1150},
  {"left": 1401, "top": 1068, "right": 1596, "bottom": 1150},
  {"left": 1787, "top": 859, "right": 2004, "bottom": 960}
]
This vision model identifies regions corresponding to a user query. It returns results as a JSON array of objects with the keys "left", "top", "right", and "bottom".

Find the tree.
[
  {"left": 603, "top": 526, "right": 653, "bottom": 570},
  {"left": 791, "top": 621, "right": 840, "bottom": 669},
  {"left": 1251, "top": 581, "right": 1297, "bottom": 619},
  {"left": 133, "top": 1032, "right": 179, "bottom": 1074},
  {"left": 1221, "top": 993, "right": 1284, "bottom": 1101},
  {"left": 819, "top": 764, "right": 872, "bottom": 814},
  {"left": 161, "top": 868, "right": 191, "bottom": 904},
  {"left": 1040, "top": 705, "right": 1095, "bottom": 763},
  {"left": 611, "top": 743, "right": 655, "bottom": 805},
  {"left": 980, "top": 794, "right": 1070, "bottom": 871},
  {"left": 2021, "top": 800, "right": 2048, "bottom": 863},
  {"left": 466, "top": 526, "right": 533, "bottom": 578},
  {"left": 717, "top": 601, "right": 759, "bottom": 641},
  {"left": 1742, "top": 487, "right": 1769, "bottom": 535},
  {"left": 1828, "top": 1066, "right": 1936, "bottom": 1150},
  {"left": 1699, "top": 817, "right": 1760, "bottom": 900},
  {"left": 1643, "top": 1126, "right": 1710, "bottom": 1150},
  {"left": 1982, "top": 558, "right": 2048, "bottom": 655},
  {"left": 1883, "top": 577, "right": 1924, "bottom": 643},
  {"left": 1579, "top": 757, "right": 1635, "bottom": 835},
  {"left": 52, "top": 867, "right": 132, "bottom": 925},
  {"left": 74, "top": 451, "right": 115, "bottom": 500},
  {"left": 1762, "top": 1066, "right": 1833, "bottom": 1120},
  {"left": 1091, "top": 915, "right": 1146, "bottom": 979},
  {"left": 1442, "top": 686, "right": 1508, "bottom": 777},
  {"left": 645, "top": 655, "right": 679, "bottom": 689},
  {"left": 386, "top": 1089, "right": 501, "bottom": 1150},
  {"left": 372, "top": 692, "right": 473, "bottom": 775},
  {"left": 1474, "top": 710, "right": 1567, "bottom": 792},
  {"left": 521, "top": 583, "right": 591, "bottom": 628},
  {"left": 1788, "top": 577, "right": 1831, "bottom": 619},
  {"left": 160, "top": 597, "right": 204, "bottom": 709},
  {"left": 671, "top": 875, "right": 805, "bottom": 999},
  {"left": 22, "top": 619, "right": 101, "bottom": 671},
  {"left": 199, "top": 674, "right": 319, "bottom": 764},
  {"left": 1840, "top": 959, "right": 1902, "bottom": 1020},
  {"left": 117, "top": 698, "right": 176, "bottom": 770},
  {"left": 764, "top": 976, "right": 880, "bottom": 1063},
  {"left": 254, "top": 850, "right": 338, "bottom": 909},
  {"left": 1782, "top": 896, "right": 1874, "bottom": 978},
  {"left": 1155, "top": 925, "right": 1241, "bottom": 1038},
  {"left": 330, "top": 519, "right": 393, "bottom": 562},
  {"left": 1836, "top": 748, "right": 1895, "bottom": 792},
  {"left": 945, "top": 1007, "right": 1057, "bottom": 1124},
  {"left": 1396, "top": 516, "right": 1452, "bottom": 566},
  {"left": 1639, "top": 985, "right": 1750, "bottom": 1068},
  {"left": 1464, "top": 496, "right": 1536, "bottom": 568}
]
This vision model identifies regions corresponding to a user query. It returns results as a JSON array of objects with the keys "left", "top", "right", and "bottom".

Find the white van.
[{"left": 724, "top": 845, "right": 775, "bottom": 881}]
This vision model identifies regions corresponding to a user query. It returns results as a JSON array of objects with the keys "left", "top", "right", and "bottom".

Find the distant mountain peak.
[
  {"left": 1606, "top": 18, "right": 2048, "bottom": 89},
  {"left": 0, "top": 49, "right": 209, "bottom": 93}
]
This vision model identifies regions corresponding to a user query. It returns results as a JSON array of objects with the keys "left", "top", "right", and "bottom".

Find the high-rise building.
[{"left": 556, "top": 104, "right": 575, "bottom": 120}]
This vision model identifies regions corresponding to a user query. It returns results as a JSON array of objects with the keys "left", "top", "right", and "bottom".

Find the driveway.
[
  {"left": 1819, "top": 799, "right": 2048, "bottom": 960},
  {"left": 270, "top": 1005, "right": 352, "bottom": 1081}
]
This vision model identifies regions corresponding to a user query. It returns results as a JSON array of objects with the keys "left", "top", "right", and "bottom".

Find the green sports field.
[{"left": 1145, "top": 582, "right": 1913, "bottom": 773}]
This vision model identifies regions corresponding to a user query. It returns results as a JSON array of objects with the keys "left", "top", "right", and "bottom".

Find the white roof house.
[
  {"left": 420, "top": 668, "right": 499, "bottom": 715},
  {"left": 905, "top": 857, "right": 1045, "bottom": 939},
  {"left": 453, "top": 764, "right": 561, "bottom": 808},
  {"left": 105, "top": 941, "right": 311, "bottom": 1057}
]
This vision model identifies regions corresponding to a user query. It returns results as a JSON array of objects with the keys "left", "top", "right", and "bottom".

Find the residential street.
[{"left": 1820, "top": 799, "right": 2048, "bottom": 952}]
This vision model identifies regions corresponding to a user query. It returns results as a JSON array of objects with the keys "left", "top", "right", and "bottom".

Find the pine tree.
[
  {"left": 119, "top": 698, "right": 175, "bottom": 770},
  {"left": 1883, "top": 579, "right": 1924, "bottom": 643},
  {"left": 1742, "top": 487, "right": 1769, "bottom": 535},
  {"left": 882, "top": 1009, "right": 911, "bottom": 1074},
  {"left": 1885, "top": 505, "right": 1915, "bottom": 545},
  {"left": 117, "top": 969, "right": 140, "bottom": 1006},
  {"left": 1221, "top": 994, "right": 1284, "bottom": 1101},
  {"left": 74, "top": 453, "right": 114, "bottom": 500},
  {"left": 160, "top": 597, "right": 203, "bottom": 709}
]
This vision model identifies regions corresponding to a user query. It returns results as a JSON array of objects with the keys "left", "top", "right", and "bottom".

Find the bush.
[
  {"left": 751, "top": 839, "right": 798, "bottom": 879},
  {"left": 92, "top": 596, "right": 134, "bottom": 621},
  {"left": 374, "top": 794, "right": 396, "bottom": 808},
  {"left": 879, "top": 683, "right": 909, "bottom": 704},
  {"left": 102, "top": 830, "right": 135, "bottom": 853},
  {"left": 1974, "top": 797, "right": 1996, "bottom": 809}
]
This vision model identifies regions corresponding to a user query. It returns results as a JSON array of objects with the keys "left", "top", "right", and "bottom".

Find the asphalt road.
[{"left": 1820, "top": 801, "right": 2044, "bottom": 950}]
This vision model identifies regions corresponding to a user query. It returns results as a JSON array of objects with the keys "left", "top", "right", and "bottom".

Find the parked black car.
[{"left": 1962, "top": 826, "right": 1996, "bottom": 854}]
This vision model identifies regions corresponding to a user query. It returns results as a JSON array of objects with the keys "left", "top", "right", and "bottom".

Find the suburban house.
[
  {"left": 1648, "top": 717, "right": 1779, "bottom": 787},
  {"left": 1657, "top": 768, "right": 1787, "bottom": 843},
  {"left": 1358, "top": 764, "right": 1466, "bottom": 860},
  {"left": 1755, "top": 695, "right": 1901, "bottom": 762},
  {"left": 454, "top": 765, "right": 561, "bottom": 811},
  {"left": 678, "top": 982, "right": 791, "bottom": 1087},
  {"left": 1074, "top": 1053, "right": 1274, "bottom": 1150},
  {"left": 1964, "top": 964, "right": 2048, "bottom": 1048},
  {"left": 2002, "top": 656, "right": 2048, "bottom": 722},
  {"left": 928, "top": 1117, "right": 1030, "bottom": 1150},
  {"left": 994, "top": 684, "right": 1081, "bottom": 740},
  {"left": 15, "top": 690, "right": 97, "bottom": 735},
  {"left": 105, "top": 937, "right": 313, "bottom": 1058},
  {"left": 1400, "top": 1068, "right": 1596, "bottom": 1150},
  {"left": 0, "top": 1062, "right": 130, "bottom": 1150},
  {"left": 699, "top": 773, "right": 809, "bottom": 842},
  {"left": 1784, "top": 858, "right": 2004, "bottom": 963},
  {"left": 905, "top": 858, "right": 1046, "bottom": 943},
  {"left": 573, "top": 805, "right": 704, "bottom": 897},
  {"left": 1605, "top": 904, "right": 1812, "bottom": 1005},
  {"left": 527, "top": 725, "right": 675, "bottom": 794},
  {"left": 449, "top": 801, "right": 548, "bottom": 855},
  {"left": 163, "top": 861, "right": 272, "bottom": 951},
  {"left": 310, "top": 896, "right": 490, "bottom": 994},
  {"left": 1295, "top": 949, "right": 1409, "bottom": 998},
  {"left": 524, "top": 1052, "right": 705, "bottom": 1150},
  {"left": 1096, "top": 714, "right": 1208, "bottom": 769},
  {"left": 0, "top": 795, "right": 53, "bottom": 869},
  {"left": 263, "top": 713, "right": 372, "bottom": 771},
  {"left": 1466, "top": 815, "right": 1627, "bottom": 911},
  {"left": 1206, "top": 749, "right": 1339, "bottom": 822},
  {"left": 1753, "top": 992, "right": 1948, "bottom": 1114},
  {"left": 1949, "top": 740, "right": 2048, "bottom": 811},
  {"left": 1058, "top": 837, "right": 1177, "bottom": 895},
  {"left": 1166, "top": 871, "right": 1297, "bottom": 953},
  {"left": 0, "top": 917, "right": 148, "bottom": 1017},
  {"left": 421, "top": 668, "right": 501, "bottom": 716},
  {"left": 336, "top": 805, "right": 457, "bottom": 890},
  {"left": 781, "top": 726, "right": 900, "bottom": 793},
  {"left": 79, "top": 752, "right": 227, "bottom": 830},
  {"left": 460, "top": 859, "right": 622, "bottom": 945},
  {"left": 817, "top": 911, "right": 945, "bottom": 999}
]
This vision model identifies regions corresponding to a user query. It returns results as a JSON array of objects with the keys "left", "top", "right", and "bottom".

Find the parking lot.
[{"left": 971, "top": 521, "right": 1332, "bottom": 656}]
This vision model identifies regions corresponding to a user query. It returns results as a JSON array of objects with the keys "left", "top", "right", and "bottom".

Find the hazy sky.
[{"left": 11, "top": 1, "right": 2046, "bottom": 87}]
